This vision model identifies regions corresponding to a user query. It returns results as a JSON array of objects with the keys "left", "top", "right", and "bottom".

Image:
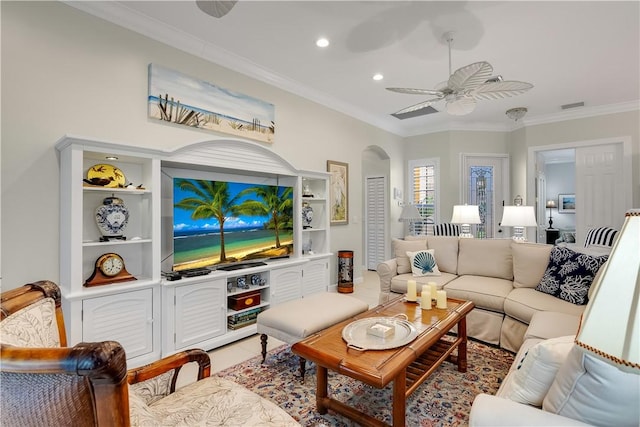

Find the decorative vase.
[
  {"left": 302, "top": 202, "right": 314, "bottom": 228},
  {"left": 95, "top": 195, "right": 129, "bottom": 240}
]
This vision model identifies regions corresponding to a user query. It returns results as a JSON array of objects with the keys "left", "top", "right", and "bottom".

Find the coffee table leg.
[
  {"left": 458, "top": 317, "right": 468, "bottom": 373},
  {"left": 316, "top": 365, "right": 328, "bottom": 414},
  {"left": 392, "top": 368, "right": 407, "bottom": 427}
]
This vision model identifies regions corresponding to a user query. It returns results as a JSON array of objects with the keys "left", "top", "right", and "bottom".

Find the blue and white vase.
[{"left": 95, "top": 196, "right": 129, "bottom": 239}]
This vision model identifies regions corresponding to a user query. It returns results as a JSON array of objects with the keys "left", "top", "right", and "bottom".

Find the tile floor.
[{"left": 208, "top": 270, "right": 380, "bottom": 373}]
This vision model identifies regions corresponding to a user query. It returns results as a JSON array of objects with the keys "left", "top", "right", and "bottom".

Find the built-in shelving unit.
[{"left": 57, "top": 135, "right": 331, "bottom": 366}]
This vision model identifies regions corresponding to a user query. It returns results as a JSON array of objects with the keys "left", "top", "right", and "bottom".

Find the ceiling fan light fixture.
[
  {"left": 316, "top": 38, "right": 329, "bottom": 48},
  {"left": 506, "top": 107, "right": 528, "bottom": 121}
]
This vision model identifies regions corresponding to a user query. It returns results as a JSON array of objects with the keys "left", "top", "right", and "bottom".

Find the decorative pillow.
[
  {"left": 406, "top": 250, "right": 441, "bottom": 277},
  {"left": 543, "top": 346, "right": 640, "bottom": 426},
  {"left": 498, "top": 335, "right": 574, "bottom": 407},
  {"left": 535, "top": 246, "right": 608, "bottom": 305}
]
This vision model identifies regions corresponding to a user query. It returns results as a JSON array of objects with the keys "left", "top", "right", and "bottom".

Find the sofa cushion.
[
  {"left": 498, "top": 335, "right": 574, "bottom": 407},
  {"left": 390, "top": 272, "right": 457, "bottom": 294},
  {"left": 407, "top": 249, "right": 441, "bottom": 276},
  {"left": 524, "top": 311, "right": 581, "bottom": 341},
  {"left": 443, "top": 275, "right": 512, "bottom": 312},
  {"left": 146, "top": 376, "right": 299, "bottom": 426},
  {"left": 543, "top": 346, "right": 640, "bottom": 426},
  {"left": 426, "top": 236, "right": 459, "bottom": 274},
  {"left": 504, "top": 288, "right": 585, "bottom": 325},
  {"left": 536, "top": 246, "right": 608, "bottom": 305},
  {"left": 457, "top": 238, "right": 513, "bottom": 280},
  {"left": 512, "top": 243, "right": 553, "bottom": 288},
  {"left": 392, "top": 239, "right": 427, "bottom": 274}
]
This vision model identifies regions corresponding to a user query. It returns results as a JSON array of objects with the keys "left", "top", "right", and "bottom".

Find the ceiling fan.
[
  {"left": 387, "top": 32, "right": 533, "bottom": 116},
  {"left": 196, "top": 1, "right": 237, "bottom": 18}
]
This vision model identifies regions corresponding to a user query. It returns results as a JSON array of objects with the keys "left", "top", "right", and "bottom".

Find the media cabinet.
[{"left": 57, "top": 135, "right": 331, "bottom": 367}]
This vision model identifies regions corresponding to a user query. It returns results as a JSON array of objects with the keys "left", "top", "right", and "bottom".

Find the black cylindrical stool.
[{"left": 337, "top": 250, "right": 354, "bottom": 293}]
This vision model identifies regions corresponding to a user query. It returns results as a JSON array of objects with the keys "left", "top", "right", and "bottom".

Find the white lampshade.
[
  {"left": 575, "top": 209, "right": 639, "bottom": 373},
  {"left": 451, "top": 205, "right": 481, "bottom": 225},
  {"left": 399, "top": 204, "right": 422, "bottom": 221},
  {"left": 451, "top": 205, "right": 481, "bottom": 238},
  {"left": 501, "top": 205, "right": 537, "bottom": 241}
]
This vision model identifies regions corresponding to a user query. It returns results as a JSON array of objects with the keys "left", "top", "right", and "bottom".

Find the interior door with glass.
[{"left": 461, "top": 155, "right": 509, "bottom": 238}]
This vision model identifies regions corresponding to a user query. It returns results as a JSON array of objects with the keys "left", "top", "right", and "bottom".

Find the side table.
[{"left": 545, "top": 229, "right": 560, "bottom": 244}]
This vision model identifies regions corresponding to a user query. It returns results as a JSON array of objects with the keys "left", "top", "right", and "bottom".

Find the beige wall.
[
  {"left": 0, "top": 2, "right": 403, "bottom": 289},
  {"left": 1, "top": 2, "right": 638, "bottom": 289}
]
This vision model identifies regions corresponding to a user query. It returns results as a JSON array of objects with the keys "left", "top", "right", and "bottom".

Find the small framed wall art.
[
  {"left": 558, "top": 194, "right": 576, "bottom": 213},
  {"left": 327, "top": 160, "right": 348, "bottom": 225}
]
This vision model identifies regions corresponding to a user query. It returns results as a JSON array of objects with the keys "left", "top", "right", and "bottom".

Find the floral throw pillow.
[{"left": 536, "top": 246, "right": 608, "bottom": 305}]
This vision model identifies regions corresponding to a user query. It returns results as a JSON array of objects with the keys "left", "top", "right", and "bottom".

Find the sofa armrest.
[
  {"left": 376, "top": 259, "right": 397, "bottom": 294},
  {"left": 469, "top": 394, "right": 592, "bottom": 426}
]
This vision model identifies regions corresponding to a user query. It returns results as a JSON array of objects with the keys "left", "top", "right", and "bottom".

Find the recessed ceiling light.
[
  {"left": 372, "top": 73, "right": 384, "bottom": 81},
  {"left": 316, "top": 38, "right": 329, "bottom": 48},
  {"left": 105, "top": 155, "right": 119, "bottom": 160}
]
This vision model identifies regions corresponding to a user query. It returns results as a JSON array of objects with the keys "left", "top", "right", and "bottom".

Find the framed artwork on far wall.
[
  {"left": 327, "top": 160, "right": 349, "bottom": 225},
  {"left": 558, "top": 194, "right": 576, "bottom": 213}
]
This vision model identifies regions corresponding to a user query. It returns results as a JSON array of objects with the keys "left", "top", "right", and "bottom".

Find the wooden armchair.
[{"left": 1, "top": 281, "right": 299, "bottom": 426}]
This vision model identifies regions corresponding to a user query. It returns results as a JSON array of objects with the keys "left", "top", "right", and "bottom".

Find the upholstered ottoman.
[{"left": 257, "top": 292, "right": 369, "bottom": 378}]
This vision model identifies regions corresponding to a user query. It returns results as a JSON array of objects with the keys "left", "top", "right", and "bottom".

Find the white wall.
[{"left": 0, "top": 2, "right": 403, "bottom": 289}]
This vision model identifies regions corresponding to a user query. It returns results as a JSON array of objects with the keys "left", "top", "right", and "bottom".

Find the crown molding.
[{"left": 62, "top": 2, "right": 640, "bottom": 139}]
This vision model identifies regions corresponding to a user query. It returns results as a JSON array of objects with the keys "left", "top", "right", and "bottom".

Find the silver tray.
[{"left": 342, "top": 315, "right": 418, "bottom": 351}]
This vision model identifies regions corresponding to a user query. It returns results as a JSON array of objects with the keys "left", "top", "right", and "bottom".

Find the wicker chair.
[{"left": 0, "top": 281, "right": 299, "bottom": 426}]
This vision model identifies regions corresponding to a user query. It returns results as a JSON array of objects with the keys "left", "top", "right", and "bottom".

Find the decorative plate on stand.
[{"left": 87, "top": 164, "right": 126, "bottom": 188}]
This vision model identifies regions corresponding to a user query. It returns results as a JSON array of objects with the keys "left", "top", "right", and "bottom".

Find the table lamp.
[
  {"left": 501, "top": 205, "right": 537, "bottom": 241},
  {"left": 399, "top": 204, "right": 423, "bottom": 236},
  {"left": 546, "top": 199, "right": 556, "bottom": 229},
  {"left": 575, "top": 209, "right": 639, "bottom": 373},
  {"left": 451, "top": 204, "right": 481, "bottom": 238}
]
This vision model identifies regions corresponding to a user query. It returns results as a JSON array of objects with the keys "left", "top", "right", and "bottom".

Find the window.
[{"left": 408, "top": 158, "right": 440, "bottom": 235}]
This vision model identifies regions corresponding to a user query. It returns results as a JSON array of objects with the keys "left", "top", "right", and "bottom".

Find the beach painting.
[{"left": 148, "top": 64, "right": 275, "bottom": 143}]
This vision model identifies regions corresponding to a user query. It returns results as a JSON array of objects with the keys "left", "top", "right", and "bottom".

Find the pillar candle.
[
  {"left": 406, "top": 279, "right": 417, "bottom": 302},
  {"left": 436, "top": 290, "right": 447, "bottom": 309},
  {"left": 429, "top": 282, "right": 437, "bottom": 300},
  {"left": 421, "top": 285, "right": 432, "bottom": 310}
]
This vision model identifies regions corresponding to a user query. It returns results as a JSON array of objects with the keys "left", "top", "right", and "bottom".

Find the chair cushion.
[
  {"left": 584, "top": 227, "right": 617, "bottom": 247},
  {"left": 0, "top": 298, "right": 60, "bottom": 347},
  {"left": 131, "top": 376, "right": 299, "bottom": 426}
]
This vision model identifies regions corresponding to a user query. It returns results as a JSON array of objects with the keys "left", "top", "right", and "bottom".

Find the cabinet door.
[
  {"left": 303, "top": 258, "right": 329, "bottom": 296},
  {"left": 271, "top": 266, "right": 302, "bottom": 305},
  {"left": 83, "top": 288, "right": 154, "bottom": 359},
  {"left": 174, "top": 280, "right": 226, "bottom": 350}
]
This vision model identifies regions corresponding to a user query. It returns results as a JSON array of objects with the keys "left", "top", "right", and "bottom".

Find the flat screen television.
[{"left": 169, "top": 177, "right": 294, "bottom": 272}]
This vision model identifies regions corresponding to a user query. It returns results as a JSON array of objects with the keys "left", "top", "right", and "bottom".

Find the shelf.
[
  {"left": 227, "top": 301, "right": 270, "bottom": 315},
  {"left": 83, "top": 238, "right": 152, "bottom": 247},
  {"left": 227, "top": 284, "right": 268, "bottom": 297},
  {"left": 83, "top": 186, "right": 150, "bottom": 194}
]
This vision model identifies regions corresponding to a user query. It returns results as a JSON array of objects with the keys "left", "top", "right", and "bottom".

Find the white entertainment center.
[{"left": 57, "top": 135, "right": 331, "bottom": 367}]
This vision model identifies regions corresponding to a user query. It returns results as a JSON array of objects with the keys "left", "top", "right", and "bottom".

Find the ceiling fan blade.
[
  {"left": 393, "top": 97, "right": 443, "bottom": 115},
  {"left": 447, "top": 61, "right": 494, "bottom": 92},
  {"left": 196, "top": 0, "right": 237, "bottom": 18},
  {"left": 386, "top": 87, "right": 444, "bottom": 97},
  {"left": 471, "top": 81, "right": 534, "bottom": 100},
  {"left": 445, "top": 95, "right": 476, "bottom": 116}
]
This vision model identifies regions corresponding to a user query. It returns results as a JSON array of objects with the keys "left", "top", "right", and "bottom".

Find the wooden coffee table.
[{"left": 292, "top": 296, "right": 474, "bottom": 427}]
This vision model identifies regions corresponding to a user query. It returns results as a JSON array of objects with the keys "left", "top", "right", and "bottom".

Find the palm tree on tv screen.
[
  {"left": 240, "top": 185, "right": 293, "bottom": 249},
  {"left": 174, "top": 179, "right": 247, "bottom": 262}
]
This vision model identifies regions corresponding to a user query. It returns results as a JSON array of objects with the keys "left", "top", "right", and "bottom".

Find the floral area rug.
[{"left": 214, "top": 339, "right": 514, "bottom": 426}]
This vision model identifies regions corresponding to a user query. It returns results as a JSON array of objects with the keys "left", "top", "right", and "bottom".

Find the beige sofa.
[
  {"left": 376, "top": 236, "right": 601, "bottom": 352},
  {"left": 469, "top": 311, "right": 640, "bottom": 426}
]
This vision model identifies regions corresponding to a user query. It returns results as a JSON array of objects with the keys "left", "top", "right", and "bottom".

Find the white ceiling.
[{"left": 68, "top": 1, "right": 640, "bottom": 137}]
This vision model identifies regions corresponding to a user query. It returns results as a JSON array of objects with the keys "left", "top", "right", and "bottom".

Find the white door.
[
  {"left": 365, "top": 176, "right": 387, "bottom": 270},
  {"left": 461, "top": 155, "right": 510, "bottom": 238},
  {"left": 575, "top": 143, "right": 626, "bottom": 243}
]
